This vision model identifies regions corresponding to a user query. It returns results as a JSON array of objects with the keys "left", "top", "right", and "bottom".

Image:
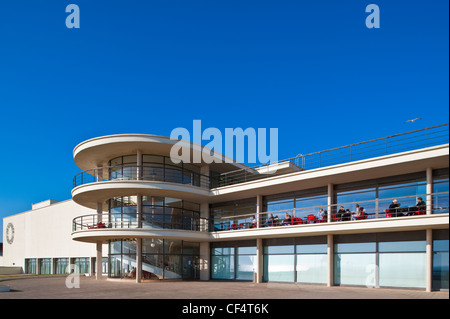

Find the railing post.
[
  {"left": 327, "top": 183, "right": 333, "bottom": 223},
  {"left": 256, "top": 194, "right": 262, "bottom": 228}
]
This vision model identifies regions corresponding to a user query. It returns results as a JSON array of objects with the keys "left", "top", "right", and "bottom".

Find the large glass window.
[
  {"left": 433, "top": 229, "right": 449, "bottom": 291},
  {"left": 108, "top": 196, "right": 201, "bottom": 231},
  {"left": 334, "top": 235, "right": 377, "bottom": 286},
  {"left": 211, "top": 241, "right": 256, "bottom": 281},
  {"left": 210, "top": 199, "right": 256, "bottom": 231},
  {"left": 39, "top": 258, "right": 52, "bottom": 275},
  {"left": 108, "top": 239, "right": 137, "bottom": 279},
  {"left": 296, "top": 243, "right": 328, "bottom": 284},
  {"left": 55, "top": 258, "right": 69, "bottom": 275},
  {"left": 25, "top": 258, "right": 36, "bottom": 274},
  {"left": 74, "top": 258, "right": 90, "bottom": 274},
  {"left": 141, "top": 239, "right": 199, "bottom": 280}
]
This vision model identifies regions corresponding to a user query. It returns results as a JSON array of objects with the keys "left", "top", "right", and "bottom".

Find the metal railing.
[
  {"left": 215, "top": 123, "right": 449, "bottom": 187},
  {"left": 211, "top": 192, "right": 449, "bottom": 231},
  {"left": 72, "top": 213, "right": 209, "bottom": 232},
  {"left": 73, "top": 164, "right": 211, "bottom": 189}
]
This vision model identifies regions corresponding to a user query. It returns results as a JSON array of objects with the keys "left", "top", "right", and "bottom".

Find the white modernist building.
[{"left": 2, "top": 124, "right": 449, "bottom": 292}]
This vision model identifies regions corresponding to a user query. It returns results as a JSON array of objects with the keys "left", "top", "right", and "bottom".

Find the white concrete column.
[
  {"left": 256, "top": 194, "right": 263, "bottom": 228},
  {"left": 199, "top": 241, "right": 210, "bottom": 280},
  {"left": 327, "top": 184, "right": 334, "bottom": 223},
  {"left": 327, "top": 234, "right": 334, "bottom": 287},
  {"left": 136, "top": 238, "right": 142, "bottom": 283},
  {"left": 426, "top": 229, "right": 433, "bottom": 292},
  {"left": 255, "top": 237, "right": 264, "bottom": 283},
  {"left": 426, "top": 167, "right": 433, "bottom": 215},
  {"left": 96, "top": 242, "right": 102, "bottom": 280}
]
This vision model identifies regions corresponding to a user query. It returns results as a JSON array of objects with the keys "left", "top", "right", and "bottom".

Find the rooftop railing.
[{"left": 215, "top": 123, "right": 449, "bottom": 187}]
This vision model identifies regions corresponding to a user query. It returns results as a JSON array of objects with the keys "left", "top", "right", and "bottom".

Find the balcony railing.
[
  {"left": 72, "top": 213, "right": 209, "bottom": 232},
  {"left": 73, "top": 164, "right": 211, "bottom": 189},
  {"left": 216, "top": 123, "right": 449, "bottom": 187},
  {"left": 211, "top": 192, "right": 449, "bottom": 231}
]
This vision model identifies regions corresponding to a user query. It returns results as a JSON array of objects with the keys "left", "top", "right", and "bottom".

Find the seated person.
[
  {"left": 416, "top": 197, "right": 426, "bottom": 212},
  {"left": 343, "top": 209, "right": 352, "bottom": 221},
  {"left": 282, "top": 213, "right": 292, "bottom": 225},
  {"left": 389, "top": 199, "right": 402, "bottom": 216},
  {"left": 265, "top": 213, "right": 277, "bottom": 227},
  {"left": 336, "top": 206, "right": 346, "bottom": 221},
  {"left": 250, "top": 215, "right": 257, "bottom": 228},
  {"left": 316, "top": 208, "right": 326, "bottom": 221},
  {"left": 354, "top": 205, "right": 365, "bottom": 220}
]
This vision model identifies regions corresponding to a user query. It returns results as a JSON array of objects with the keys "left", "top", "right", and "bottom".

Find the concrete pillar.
[
  {"left": 96, "top": 202, "right": 103, "bottom": 280},
  {"left": 199, "top": 241, "right": 210, "bottom": 280},
  {"left": 255, "top": 237, "right": 264, "bottom": 283},
  {"left": 327, "top": 184, "right": 334, "bottom": 223},
  {"left": 426, "top": 168, "right": 433, "bottom": 215},
  {"left": 327, "top": 234, "right": 334, "bottom": 287},
  {"left": 136, "top": 238, "right": 142, "bottom": 283},
  {"left": 96, "top": 242, "right": 102, "bottom": 280},
  {"left": 256, "top": 194, "right": 263, "bottom": 228},
  {"left": 426, "top": 229, "right": 433, "bottom": 292},
  {"left": 200, "top": 201, "right": 210, "bottom": 280}
]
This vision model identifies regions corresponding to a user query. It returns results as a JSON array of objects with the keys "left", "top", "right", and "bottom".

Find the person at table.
[
  {"left": 408, "top": 197, "right": 427, "bottom": 216},
  {"left": 316, "top": 208, "right": 326, "bottom": 221},
  {"left": 389, "top": 199, "right": 402, "bottom": 216},
  {"left": 416, "top": 197, "right": 426, "bottom": 210},
  {"left": 250, "top": 215, "right": 257, "bottom": 228},
  {"left": 265, "top": 213, "right": 276, "bottom": 227},
  {"left": 336, "top": 206, "right": 346, "bottom": 221},
  {"left": 353, "top": 205, "right": 365, "bottom": 220},
  {"left": 282, "top": 212, "right": 292, "bottom": 225}
]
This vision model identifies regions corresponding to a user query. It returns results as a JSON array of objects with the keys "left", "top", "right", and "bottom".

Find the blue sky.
[{"left": 0, "top": 0, "right": 448, "bottom": 240}]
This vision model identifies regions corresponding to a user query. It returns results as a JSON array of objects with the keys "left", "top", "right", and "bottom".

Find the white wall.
[{"left": 2, "top": 199, "right": 108, "bottom": 270}]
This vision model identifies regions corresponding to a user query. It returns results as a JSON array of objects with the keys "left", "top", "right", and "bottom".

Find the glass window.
[
  {"left": 378, "top": 241, "right": 426, "bottom": 253},
  {"left": 335, "top": 242, "right": 376, "bottom": 253},
  {"left": 334, "top": 253, "right": 376, "bottom": 286},
  {"left": 297, "top": 254, "right": 327, "bottom": 284},
  {"left": 379, "top": 253, "right": 426, "bottom": 288},
  {"left": 264, "top": 254, "right": 295, "bottom": 282},
  {"left": 211, "top": 255, "right": 235, "bottom": 280},
  {"left": 296, "top": 244, "right": 327, "bottom": 254},
  {"left": 264, "top": 245, "right": 295, "bottom": 255}
]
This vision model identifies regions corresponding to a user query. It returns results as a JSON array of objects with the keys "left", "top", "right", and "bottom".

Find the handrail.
[
  {"left": 73, "top": 164, "right": 211, "bottom": 189},
  {"left": 211, "top": 191, "right": 449, "bottom": 231},
  {"left": 216, "top": 123, "right": 449, "bottom": 187},
  {"left": 72, "top": 212, "right": 209, "bottom": 232}
]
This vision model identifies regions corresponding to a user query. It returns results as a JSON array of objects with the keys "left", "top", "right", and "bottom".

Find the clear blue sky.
[{"left": 0, "top": 0, "right": 448, "bottom": 240}]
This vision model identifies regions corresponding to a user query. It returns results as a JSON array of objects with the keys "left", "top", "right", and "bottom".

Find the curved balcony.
[
  {"left": 73, "top": 164, "right": 211, "bottom": 189},
  {"left": 72, "top": 165, "right": 212, "bottom": 209},
  {"left": 71, "top": 213, "right": 211, "bottom": 243}
]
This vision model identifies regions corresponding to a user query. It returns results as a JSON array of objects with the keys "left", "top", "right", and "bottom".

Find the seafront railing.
[{"left": 211, "top": 192, "right": 449, "bottom": 231}]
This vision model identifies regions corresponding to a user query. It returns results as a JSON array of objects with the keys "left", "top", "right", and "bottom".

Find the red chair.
[
  {"left": 238, "top": 223, "right": 244, "bottom": 229},
  {"left": 307, "top": 214, "right": 316, "bottom": 224},
  {"left": 293, "top": 218, "right": 303, "bottom": 225},
  {"left": 331, "top": 214, "right": 340, "bottom": 222},
  {"left": 384, "top": 210, "right": 392, "bottom": 218},
  {"left": 230, "top": 223, "right": 237, "bottom": 230}
]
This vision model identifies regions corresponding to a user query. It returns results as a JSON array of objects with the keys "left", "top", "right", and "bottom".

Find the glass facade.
[
  {"left": 55, "top": 258, "right": 69, "bottom": 274},
  {"left": 25, "top": 258, "right": 36, "bottom": 274},
  {"left": 334, "top": 232, "right": 427, "bottom": 289},
  {"left": 263, "top": 237, "right": 327, "bottom": 284},
  {"left": 108, "top": 196, "right": 202, "bottom": 231},
  {"left": 109, "top": 239, "right": 200, "bottom": 280},
  {"left": 210, "top": 199, "right": 257, "bottom": 231},
  {"left": 211, "top": 241, "right": 257, "bottom": 280},
  {"left": 433, "top": 229, "right": 449, "bottom": 290}
]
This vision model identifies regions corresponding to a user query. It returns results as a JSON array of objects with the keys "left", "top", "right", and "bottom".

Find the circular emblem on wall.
[{"left": 6, "top": 223, "right": 15, "bottom": 244}]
